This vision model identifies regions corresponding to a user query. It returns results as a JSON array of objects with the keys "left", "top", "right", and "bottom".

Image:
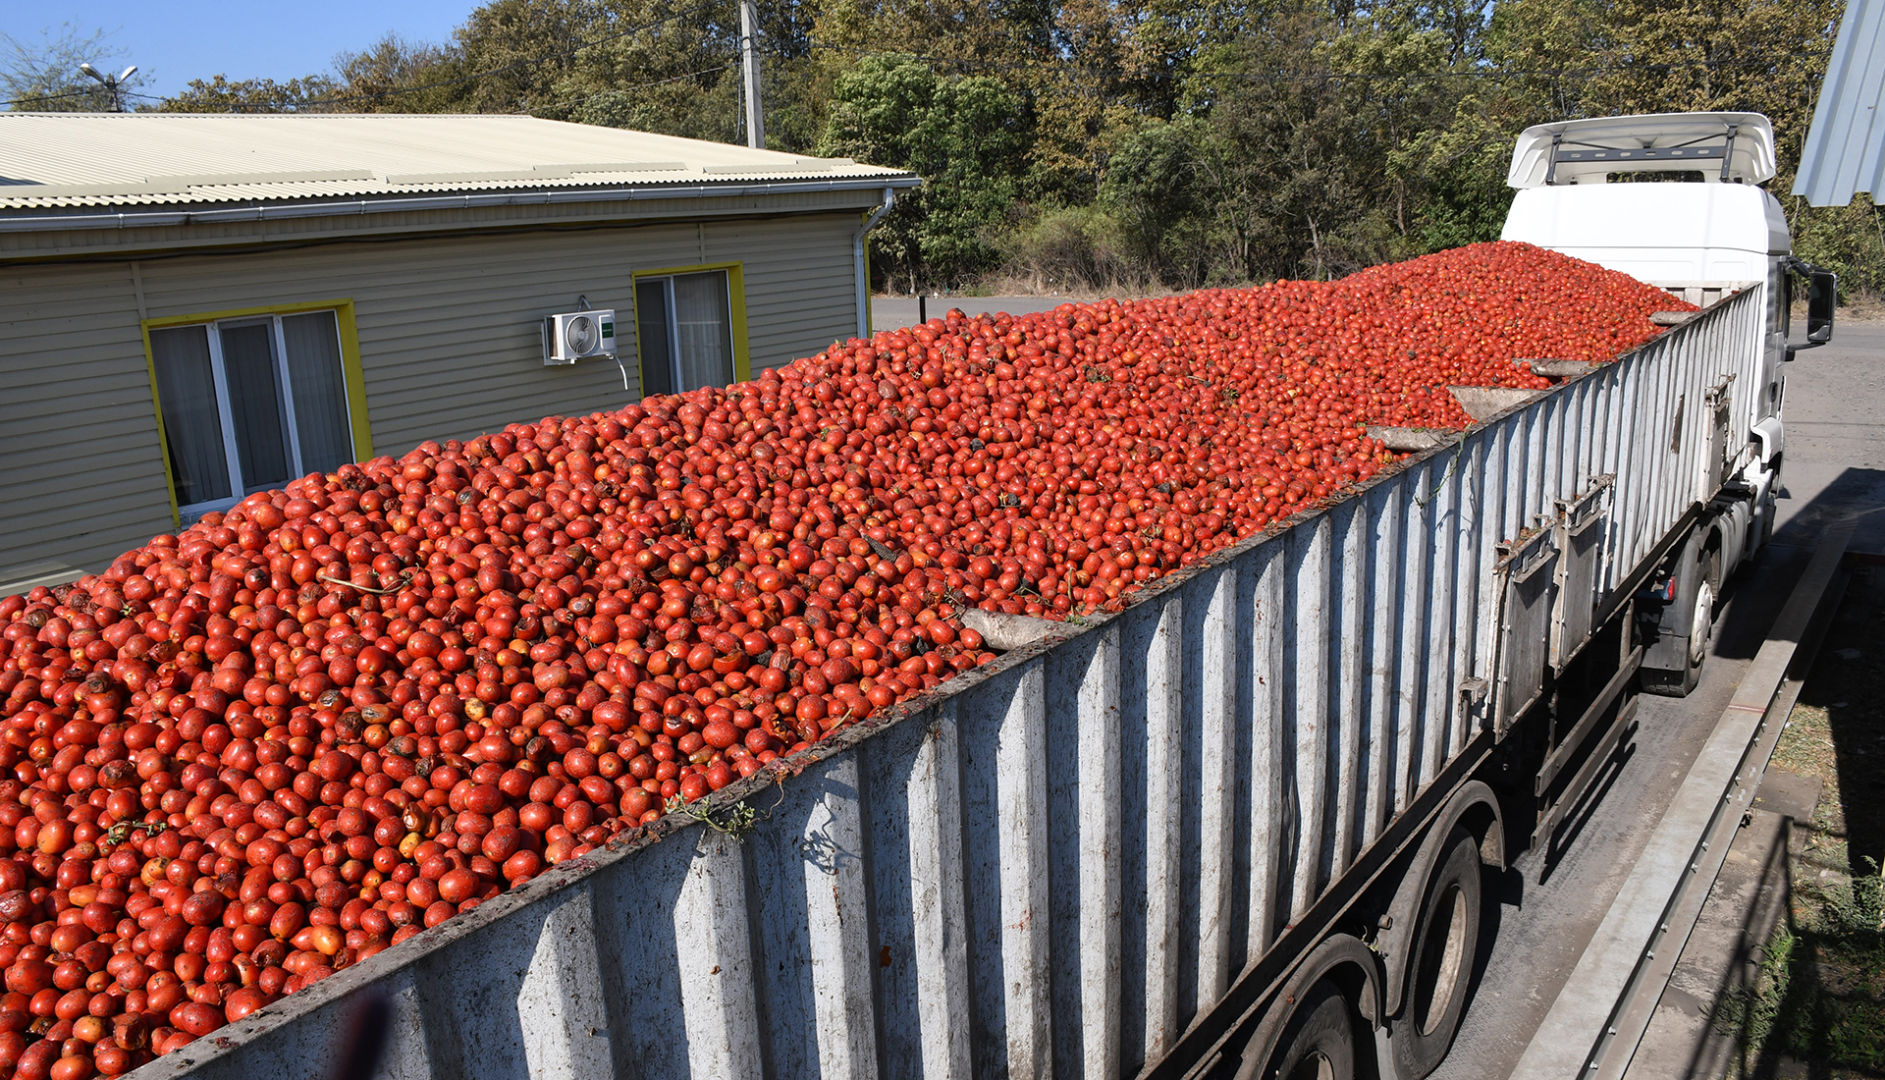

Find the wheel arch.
[
  {"left": 1378, "top": 779, "right": 1504, "bottom": 1018},
  {"left": 1238, "top": 933, "right": 1383, "bottom": 1079},
  {"left": 1703, "top": 510, "right": 1734, "bottom": 582}
]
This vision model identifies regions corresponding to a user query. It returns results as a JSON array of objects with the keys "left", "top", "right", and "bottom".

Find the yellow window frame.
[
  {"left": 629, "top": 262, "right": 752, "bottom": 397},
  {"left": 140, "top": 299, "right": 372, "bottom": 528},
  {"left": 862, "top": 210, "right": 874, "bottom": 337}
]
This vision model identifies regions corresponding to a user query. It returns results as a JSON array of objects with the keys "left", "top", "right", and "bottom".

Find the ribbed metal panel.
[
  {"left": 0, "top": 260, "right": 172, "bottom": 593},
  {"left": 1794, "top": 0, "right": 1885, "bottom": 206},
  {"left": 129, "top": 287, "right": 1768, "bottom": 1080}
]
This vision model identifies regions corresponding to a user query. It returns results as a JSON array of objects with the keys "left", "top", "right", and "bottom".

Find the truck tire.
[
  {"left": 1389, "top": 828, "right": 1483, "bottom": 1079},
  {"left": 1259, "top": 981, "right": 1356, "bottom": 1080}
]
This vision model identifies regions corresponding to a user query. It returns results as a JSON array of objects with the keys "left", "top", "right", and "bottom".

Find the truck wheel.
[
  {"left": 1261, "top": 981, "right": 1356, "bottom": 1080},
  {"left": 1389, "top": 828, "right": 1483, "bottom": 1079}
]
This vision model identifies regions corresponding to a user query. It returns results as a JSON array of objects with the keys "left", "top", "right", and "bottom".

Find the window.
[
  {"left": 147, "top": 307, "right": 362, "bottom": 520},
  {"left": 633, "top": 265, "right": 749, "bottom": 396}
]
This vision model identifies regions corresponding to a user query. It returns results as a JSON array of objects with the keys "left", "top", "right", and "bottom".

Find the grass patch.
[{"left": 1727, "top": 859, "right": 1885, "bottom": 1076}]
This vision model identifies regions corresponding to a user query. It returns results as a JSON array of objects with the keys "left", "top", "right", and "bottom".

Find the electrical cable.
[{"left": 1, "top": 85, "right": 105, "bottom": 109}]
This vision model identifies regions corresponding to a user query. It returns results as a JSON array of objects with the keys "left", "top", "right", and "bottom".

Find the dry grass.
[
  {"left": 947, "top": 274, "right": 1178, "bottom": 302},
  {"left": 1838, "top": 294, "right": 1885, "bottom": 323},
  {"left": 1790, "top": 296, "right": 1885, "bottom": 324}
]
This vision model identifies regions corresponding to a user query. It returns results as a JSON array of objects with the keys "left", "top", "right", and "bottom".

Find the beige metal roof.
[{"left": 0, "top": 113, "right": 914, "bottom": 211}]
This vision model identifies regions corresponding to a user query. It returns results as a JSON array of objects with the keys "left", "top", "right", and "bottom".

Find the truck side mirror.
[
  {"left": 1807, "top": 269, "right": 1836, "bottom": 344},
  {"left": 1783, "top": 259, "right": 1837, "bottom": 360}
]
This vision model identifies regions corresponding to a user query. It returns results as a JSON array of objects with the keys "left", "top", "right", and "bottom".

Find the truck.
[{"left": 137, "top": 111, "right": 1837, "bottom": 1080}]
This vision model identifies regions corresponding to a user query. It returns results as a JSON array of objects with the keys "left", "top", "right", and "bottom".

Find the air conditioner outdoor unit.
[{"left": 543, "top": 309, "right": 616, "bottom": 365}]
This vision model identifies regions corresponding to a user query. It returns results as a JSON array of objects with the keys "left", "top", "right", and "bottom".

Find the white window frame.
[
  {"left": 154, "top": 310, "right": 352, "bottom": 521},
  {"left": 637, "top": 269, "right": 734, "bottom": 394}
]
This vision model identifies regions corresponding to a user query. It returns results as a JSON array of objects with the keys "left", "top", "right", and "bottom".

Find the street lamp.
[{"left": 78, "top": 62, "right": 137, "bottom": 112}]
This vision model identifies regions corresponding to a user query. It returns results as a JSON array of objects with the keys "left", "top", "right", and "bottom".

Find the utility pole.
[
  {"left": 738, "top": 0, "right": 765, "bottom": 149},
  {"left": 78, "top": 63, "right": 137, "bottom": 112}
]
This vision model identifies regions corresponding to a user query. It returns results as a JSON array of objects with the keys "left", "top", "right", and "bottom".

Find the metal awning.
[{"left": 1793, "top": 0, "right": 1885, "bottom": 206}]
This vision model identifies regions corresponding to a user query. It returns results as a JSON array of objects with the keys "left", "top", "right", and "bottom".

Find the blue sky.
[{"left": 16, "top": 2, "right": 478, "bottom": 101}]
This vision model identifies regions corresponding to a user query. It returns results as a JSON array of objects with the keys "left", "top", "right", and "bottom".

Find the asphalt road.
[{"left": 1770, "top": 321, "right": 1885, "bottom": 553}]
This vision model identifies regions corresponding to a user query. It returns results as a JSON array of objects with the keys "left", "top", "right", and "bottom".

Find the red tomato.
[{"left": 0, "top": 240, "right": 1692, "bottom": 1078}]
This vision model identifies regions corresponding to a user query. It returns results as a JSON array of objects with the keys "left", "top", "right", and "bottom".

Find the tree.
[
  {"left": 1022, "top": 0, "right": 1156, "bottom": 206},
  {"left": 1580, "top": 0, "right": 1837, "bottom": 131},
  {"left": 818, "top": 55, "right": 1029, "bottom": 289},
  {"left": 19, "top": 0, "right": 1863, "bottom": 298},
  {"left": 1179, "top": 4, "right": 1401, "bottom": 281},
  {"left": 803, "top": 0, "right": 1054, "bottom": 73},
  {"left": 1, "top": 24, "right": 134, "bottom": 112},
  {"left": 158, "top": 75, "right": 341, "bottom": 113},
  {"left": 1317, "top": 23, "right": 1472, "bottom": 250},
  {"left": 1572, "top": 0, "right": 1866, "bottom": 294},
  {"left": 425, "top": 0, "right": 754, "bottom": 141},
  {"left": 447, "top": 0, "right": 586, "bottom": 114},
  {"left": 800, "top": 0, "right": 1063, "bottom": 172},
  {"left": 1098, "top": 118, "right": 1212, "bottom": 285},
  {"left": 332, "top": 34, "right": 467, "bottom": 113},
  {"left": 536, "top": 0, "right": 746, "bottom": 142}
]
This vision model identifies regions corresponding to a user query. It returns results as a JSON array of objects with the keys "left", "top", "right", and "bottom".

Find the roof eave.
[{"left": 0, "top": 174, "right": 922, "bottom": 234}]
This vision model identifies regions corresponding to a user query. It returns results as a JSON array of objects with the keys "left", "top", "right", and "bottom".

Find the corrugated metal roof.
[
  {"left": 0, "top": 113, "right": 914, "bottom": 211},
  {"left": 1793, "top": 0, "right": 1885, "bottom": 206}
]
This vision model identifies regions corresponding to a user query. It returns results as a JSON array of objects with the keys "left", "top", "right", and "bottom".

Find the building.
[{"left": 0, "top": 112, "right": 918, "bottom": 595}]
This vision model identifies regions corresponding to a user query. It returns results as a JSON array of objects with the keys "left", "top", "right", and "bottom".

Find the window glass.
[
  {"left": 149, "top": 326, "right": 231, "bottom": 506},
  {"left": 636, "top": 279, "right": 675, "bottom": 398},
  {"left": 218, "top": 321, "right": 293, "bottom": 492},
  {"left": 282, "top": 312, "right": 351, "bottom": 475},
  {"left": 150, "top": 308, "right": 357, "bottom": 516},
  {"left": 671, "top": 271, "right": 733, "bottom": 392}
]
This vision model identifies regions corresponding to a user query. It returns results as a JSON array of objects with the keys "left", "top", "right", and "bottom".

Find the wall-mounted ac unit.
[{"left": 543, "top": 309, "right": 616, "bottom": 365}]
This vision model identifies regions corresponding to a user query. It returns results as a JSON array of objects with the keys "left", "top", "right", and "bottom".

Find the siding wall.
[
  {"left": 0, "top": 261, "right": 170, "bottom": 590},
  {"left": 0, "top": 211, "right": 863, "bottom": 595}
]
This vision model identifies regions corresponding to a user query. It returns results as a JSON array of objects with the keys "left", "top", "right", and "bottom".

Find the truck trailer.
[{"left": 134, "top": 111, "right": 1837, "bottom": 1080}]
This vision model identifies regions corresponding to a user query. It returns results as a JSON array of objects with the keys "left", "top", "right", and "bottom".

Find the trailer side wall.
[{"left": 135, "top": 285, "right": 1769, "bottom": 1080}]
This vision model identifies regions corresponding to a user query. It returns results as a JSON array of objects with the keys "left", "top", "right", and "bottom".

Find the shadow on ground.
[{"left": 1703, "top": 561, "right": 1885, "bottom": 1080}]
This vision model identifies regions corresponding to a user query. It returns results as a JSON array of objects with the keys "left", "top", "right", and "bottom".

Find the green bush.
[
  {"left": 1791, "top": 198, "right": 1885, "bottom": 303},
  {"left": 993, "top": 205, "right": 1149, "bottom": 294}
]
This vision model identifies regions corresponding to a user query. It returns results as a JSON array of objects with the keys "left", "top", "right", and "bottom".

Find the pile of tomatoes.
[{"left": 0, "top": 241, "right": 1684, "bottom": 1077}]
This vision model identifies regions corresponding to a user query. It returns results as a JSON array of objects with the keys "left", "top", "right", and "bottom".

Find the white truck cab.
[
  {"left": 1499, "top": 111, "right": 1837, "bottom": 692},
  {"left": 1502, "top": 112, "right": 1787, "bottom": 293}
]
